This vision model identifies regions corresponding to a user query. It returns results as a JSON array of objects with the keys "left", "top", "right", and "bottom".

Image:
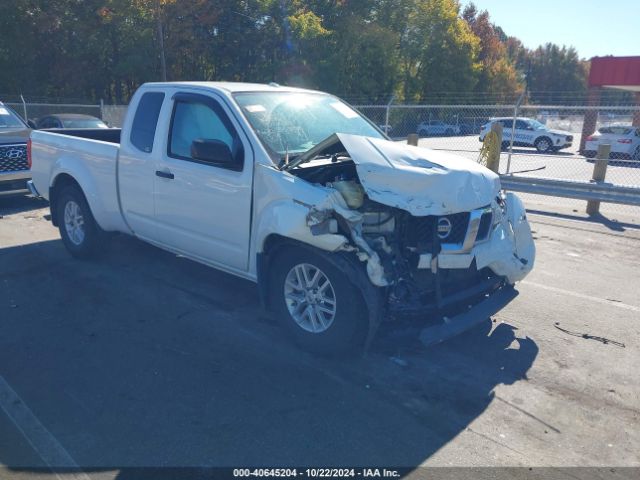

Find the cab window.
[
  {"left": 168, "top": 95, "right": 243, "bottom": 170},
  {"left": 130, "top": 92, "right": 165, "bottom": 153}
]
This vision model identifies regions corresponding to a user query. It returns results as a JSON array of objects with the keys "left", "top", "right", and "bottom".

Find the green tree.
[{"left": 381, "top": 0, "right": 480, "bottom": 102}]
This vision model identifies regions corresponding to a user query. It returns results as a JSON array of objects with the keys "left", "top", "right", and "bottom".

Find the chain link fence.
[
  {"left": 4, "top": 95, "right": 638, "bottom": 215},
  {"left": 4, "top": 99, "right": 129, "bottom": 128}
]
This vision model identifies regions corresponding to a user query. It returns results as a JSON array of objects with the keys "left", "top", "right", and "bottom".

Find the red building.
[{"left": 580, "top": 56, "right": 640, "bottom": 152}]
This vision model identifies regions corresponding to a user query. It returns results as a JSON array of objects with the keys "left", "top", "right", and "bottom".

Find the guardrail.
[{"left": 499, "top": 175, "right": 640, "bottom": 207}]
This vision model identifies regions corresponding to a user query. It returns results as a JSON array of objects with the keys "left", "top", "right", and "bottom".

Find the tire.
[
  {"left": 500, "top": 141, "right": 509, "bottom": 151},
  {"left": 534, "top": 136, "right": 553, "bottom": 153},
  {"left": 633, "top": 146, "right": 640, "bottom": 161},
  {"left": 56, "top": 185, "right": 104, "bottom": 259},
  {"left": 445, "top": 128, "right": 454, "bottom": 136},
  {"left": 269, "top": 246, "right": 367, "bottom": 355},
  {"left": 417, "top": 129, "right": 427, "bottom": 137}
]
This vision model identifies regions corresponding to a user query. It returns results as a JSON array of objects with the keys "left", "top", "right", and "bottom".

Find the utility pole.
[{"left": 156, "top": 0, "right": 167, "bottom": 82}]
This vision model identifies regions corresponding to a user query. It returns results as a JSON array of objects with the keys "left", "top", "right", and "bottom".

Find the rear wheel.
[
  {"left": 56, "top": 185, "right": 104, "bottom": 259},
  {"left": 633, "top": 146, "right": 640, "bottom": 161},
  {"left": 269, "top": 247, "right": 367, "bottom": 355}
]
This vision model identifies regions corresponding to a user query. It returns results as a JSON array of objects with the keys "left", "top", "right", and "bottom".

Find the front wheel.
[
  {"left": 56, "top": 185, "right": 104, "bottom": 259},
  {"left": 534, "top": 137, "right": 553, "bottom": 153},
  {"left": 269, "top": 247, "right": 367, "bottom": 355}
]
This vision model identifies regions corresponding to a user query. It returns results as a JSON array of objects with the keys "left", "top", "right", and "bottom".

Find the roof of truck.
[{"left": 141, "top": 81, "right": 319, "bottom": 94}]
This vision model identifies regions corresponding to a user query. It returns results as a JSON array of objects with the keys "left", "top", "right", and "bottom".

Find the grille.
[
  {"left": 0, "top": 144, "right": 28, "bottom": 173},
  {"left": 476, "top": 210, "right": 493, "bottom": 241},
  {"left": 413, "top": 211, "right": 470, "bottom": 245}
]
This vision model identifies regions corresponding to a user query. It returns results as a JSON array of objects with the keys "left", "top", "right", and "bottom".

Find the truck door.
[
  {"left": 154, "top": 91, "right": 253, "bottom": 272},
  {"left": 118, "top": 90, "right": 166, "bottom": 241}
]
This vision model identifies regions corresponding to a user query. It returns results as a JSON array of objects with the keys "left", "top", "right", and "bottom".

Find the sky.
[{"left": 464, "top": 0, "right": 640, "bottom": 59}]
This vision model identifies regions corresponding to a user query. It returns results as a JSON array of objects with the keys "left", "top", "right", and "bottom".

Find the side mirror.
[
  {"left": 191, "top": 139, "right": 241, "bottom": 170},
  {"left": 27, "top": 119, "right": 37, "bottom": 129}
]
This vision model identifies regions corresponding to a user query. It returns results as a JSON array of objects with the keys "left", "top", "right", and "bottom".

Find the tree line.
[{"left": 0, "top": 0, "right": 590, "bottom": 105}]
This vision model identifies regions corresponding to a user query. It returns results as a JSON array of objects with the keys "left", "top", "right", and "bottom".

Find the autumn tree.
[{"left": 462, "top": 3, "right": 522, "bottom": 100}]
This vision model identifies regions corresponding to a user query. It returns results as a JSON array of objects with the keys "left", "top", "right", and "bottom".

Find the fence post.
[
  {"left": 20, "top": 94, "right": 27, "bottom": 121},
  {"left": 100, "top": 98, "right": 104, "bottom": 120},
  {"left": 407, "top": 133, "right": 419, "bottom": 146},
  {"left": 586, "top": 143, "right": 611, "bottom": 215},
  {"left": 506, "top": 91, "right": 525, "bottom": 174},
  {"left": 384, "top": 95, "right": 395, "bottom": 135},
  {"left": 486, "top": 122, "right": 503, "bottom": 173}
]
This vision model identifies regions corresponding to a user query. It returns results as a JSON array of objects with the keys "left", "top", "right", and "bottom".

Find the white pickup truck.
[{"left": 29, "top": 82, "right": 535, "bottom": 354}]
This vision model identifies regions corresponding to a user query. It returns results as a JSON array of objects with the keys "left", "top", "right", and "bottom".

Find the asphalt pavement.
[{"left": 0, "top": 196, "right": 639, "bottom": 479}]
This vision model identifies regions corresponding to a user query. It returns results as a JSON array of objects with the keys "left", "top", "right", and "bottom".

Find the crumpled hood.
[{"left": 336, "top": 133, "right": 500, "bottom": 216}]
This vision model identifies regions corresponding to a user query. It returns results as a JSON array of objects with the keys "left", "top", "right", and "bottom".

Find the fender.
[
  {"left": 50, "top": 154, "right": 127, "bottom": 233},
  {"left": 253, "top": 198, "right": 348, "bottom": 257}
]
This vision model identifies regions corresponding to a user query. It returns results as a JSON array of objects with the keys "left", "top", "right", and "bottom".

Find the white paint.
[
  {"left": 330, "top": 133, "right": 501, "bottom": 216},
  {"left": 0, "top": 376, "right": 90, "bottom": 479},
  {"left": 522, "top": 281, "right": 640, "bottom": 313}
]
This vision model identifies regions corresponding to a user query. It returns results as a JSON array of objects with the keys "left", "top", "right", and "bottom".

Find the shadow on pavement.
[
  {"left": 0, "top": 235, "right": 538, "bottom": 476},
  {"left": 0, "top": 195, "right": 48, "bottom": 217},
  {"left": 526, "top": 209, "right": 640, "bottom": 232}
]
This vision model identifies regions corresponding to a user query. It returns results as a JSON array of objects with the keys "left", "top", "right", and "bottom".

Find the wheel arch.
[
  {"left": 49, "top": 173, "right": 83, "bottom": 227},
  {"left": 257, "top": 235, "right": 386, "bottom": 349}
]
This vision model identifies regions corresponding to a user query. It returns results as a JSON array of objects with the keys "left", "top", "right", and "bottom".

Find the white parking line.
[
  {"left": 521, "top": 281, "right": 640, "bottom": 313},
  {"left": 0, "top": 376, "right": 90, "bottom": 480}
]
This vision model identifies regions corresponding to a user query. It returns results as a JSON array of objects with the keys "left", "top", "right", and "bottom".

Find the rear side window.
[
  {"left": 599, "top": 126, "right": 631, "bottom": 135},
  {"left": 130, "top": 92, "right": 165, "bottom": 153}
]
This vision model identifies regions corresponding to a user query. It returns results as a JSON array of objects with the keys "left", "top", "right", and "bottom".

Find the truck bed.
[
  {"left": 43, "top": 128, "right": 121, "bottom": 144},
  {"left": 30, "top": 129, "right": 128, "bottom": 232}
]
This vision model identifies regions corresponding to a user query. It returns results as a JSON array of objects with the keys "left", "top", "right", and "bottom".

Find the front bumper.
[
  {"left": 0, "top": 171, "right": 31, "bottom": 197},
  {"left": 419, "top": 284, "right": 518, "bottom": 346}
]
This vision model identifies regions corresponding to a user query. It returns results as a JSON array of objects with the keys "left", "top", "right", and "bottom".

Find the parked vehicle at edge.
[
  {"left": 479, "top": 117, "right": 573, "bottom": 153},
  {"left": 584, "top": 125, "right": 640, "bottom": 160},
  {"left": 377, "top": 124, "right": 393, "bottom": 135},
  {"left": 29, "top": 82, "right": 535, "bottom": 354},
  {"left": 417, "top": 120, "right": 461, "bottom": 137},
  {"left": 0, "top": 101, "right": 31, "bottom": 197},
  {"left": 34, "top": 114, "right": 109, "bottom": 130}
]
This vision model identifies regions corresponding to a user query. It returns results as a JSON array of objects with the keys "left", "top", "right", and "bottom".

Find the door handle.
[{"left": 155, "top": 170, "right": 174, "bottom": 179}]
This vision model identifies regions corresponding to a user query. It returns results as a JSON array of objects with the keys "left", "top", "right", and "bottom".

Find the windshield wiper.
[{"left": 280, "top": 133, "right": 342, "bottom": 172}]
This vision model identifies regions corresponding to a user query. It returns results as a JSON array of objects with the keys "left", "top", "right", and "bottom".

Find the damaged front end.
[{"left": 288, "top": 133, "right": 535, "bottom": 342}]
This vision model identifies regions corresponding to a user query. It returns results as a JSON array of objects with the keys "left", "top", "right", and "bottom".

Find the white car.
[
  {"left": 417, "top": 120, "right": 460, "bottom": 136},
  {"left": 28, "top": 82, "right": 535, "bottom": 354},
  {"left": 584, "top": 125, "right": 640, "bottom": 160},
  {"left": 479, "top": 117, "right": 573, "bottom": 153}
]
